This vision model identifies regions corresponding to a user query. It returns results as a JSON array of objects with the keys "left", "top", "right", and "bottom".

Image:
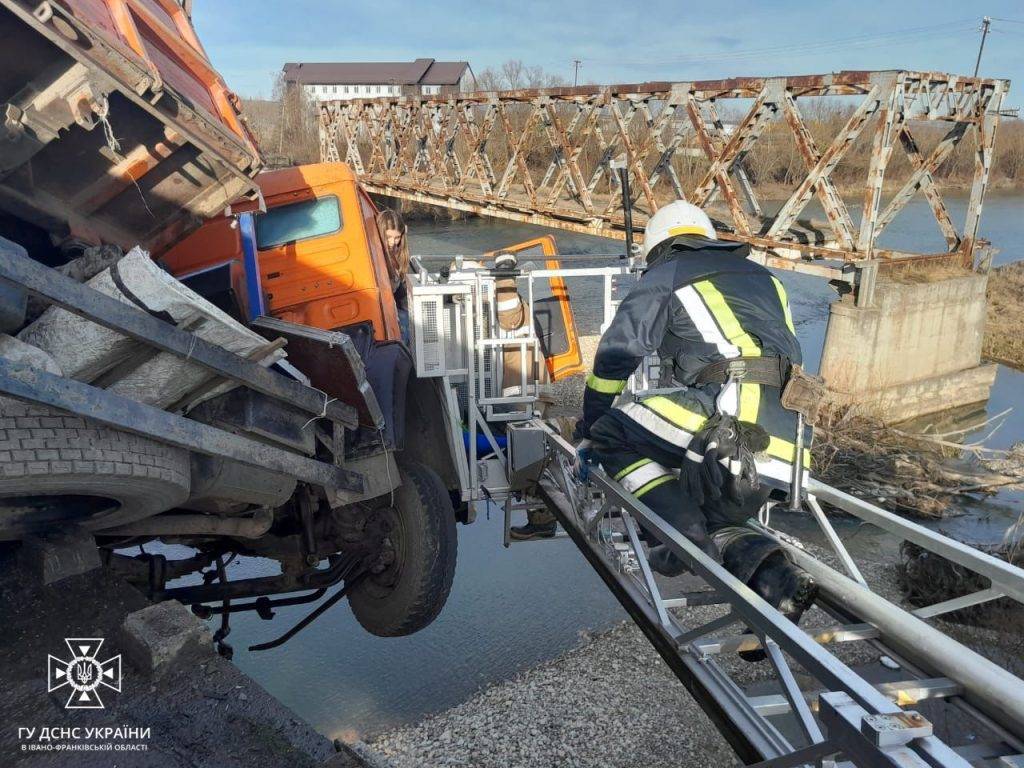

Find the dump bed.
[{"left": 0, "top": 0, "right": 262, "bottom": 254}]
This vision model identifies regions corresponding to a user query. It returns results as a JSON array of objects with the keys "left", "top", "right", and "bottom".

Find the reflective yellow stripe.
[
  {"left": 693, "top": 280, "right": 762, "bottom": 422},
  {"left": 771, "top": 277, "right": 796, "bottom": 335},
  {"left": 738, "top": 382, "right": 760, "bottom": 424},
  {"left": 614, "top": 458, "right": 651, "bottom": 481},
  {"left": 692, "top": 280, "right": 762, "bottom": 358},
  {"left": 635, "top": 474, "right": 675, "bottom": 497},
  {"left": 642, "top": 396, "right": 707, "bottom": 432},
  {"left": 620, "top": 462, "right": 674, "bottom": 494},
  {"left": 586, "top": 373, "right": 627, "bottom": 394},
  {"left": 668, "top": 225, "right": 709, "bottom": 237},
  {"left": 617, "top": 401, "right": 697, "bottom": 447},
  {"left": 767, "top": 435, "right": 811, "bottom": 468}
]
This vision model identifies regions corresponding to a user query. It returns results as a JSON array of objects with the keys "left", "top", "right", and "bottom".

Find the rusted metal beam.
[
  {"left": 320, "top": 70, "right": 1010, "bottom": 293},
  {"left": 876, "top": 123, "right": 966, "bottom": 248}
]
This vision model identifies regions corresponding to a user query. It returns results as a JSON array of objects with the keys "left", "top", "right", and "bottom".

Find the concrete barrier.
[{"left": 819, "top": 273, "right": 996, "bottom": 423}]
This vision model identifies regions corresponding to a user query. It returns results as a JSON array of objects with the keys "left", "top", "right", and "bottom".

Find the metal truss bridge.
[{"left": 319, "top": 69, "right": 1008, "bottom": 301}]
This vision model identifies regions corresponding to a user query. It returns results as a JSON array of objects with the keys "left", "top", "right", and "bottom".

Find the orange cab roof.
[{"left": 256, "top": 163, "right": 358, "bottom": 198}]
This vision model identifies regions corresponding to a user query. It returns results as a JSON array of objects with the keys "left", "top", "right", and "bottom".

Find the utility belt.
[
  {"left": 694, "top": 355, "right": 788, "bottom": 388},
  {"left": 690, "top": 355, "right": 827, "bottom": 427}
]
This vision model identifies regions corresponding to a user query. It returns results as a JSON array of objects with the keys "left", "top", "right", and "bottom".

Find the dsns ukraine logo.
[{"left": 47, "top": 638, "right": 122, "bottom": 709}]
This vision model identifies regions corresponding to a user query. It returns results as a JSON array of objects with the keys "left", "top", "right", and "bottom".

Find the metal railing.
[{"left": 408, "top": 258, "right": 1024, "bottom": 766}]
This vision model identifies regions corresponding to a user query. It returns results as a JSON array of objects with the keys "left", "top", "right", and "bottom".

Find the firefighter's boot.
[
  {"left": 739, "top": 552, "right": 818, "bottom": 662},
  {"left": 510, "top": 507, "right": 557, "bottom": 540}
]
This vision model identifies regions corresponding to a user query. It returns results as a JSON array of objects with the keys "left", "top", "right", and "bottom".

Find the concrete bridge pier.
[{"left": 818, "top": 272, "right": 996, "bottom": 423}]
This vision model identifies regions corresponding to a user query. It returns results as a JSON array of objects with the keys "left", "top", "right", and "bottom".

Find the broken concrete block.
[
  {"left": 0, "top": 334, "right": 63, "bottom": 375},
  {"left": 0, "top": 236, "right": 28, "bottom": 332},
  {"left": 19, "top": 527, "right": 100, "bottom": 585},
  {"left": 121, "top": 600, "right": 212, "bottom": 676}
]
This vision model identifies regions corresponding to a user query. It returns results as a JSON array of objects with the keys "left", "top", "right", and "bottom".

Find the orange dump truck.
[
  {"left": 0, "top": 2, "right": 467, "bottom": 641},
  {"left": 0, "top": 1, "right": 582, "bottom": 644}
]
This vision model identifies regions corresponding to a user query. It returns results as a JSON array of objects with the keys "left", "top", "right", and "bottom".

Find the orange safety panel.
[{"left": 485, "top": 236, "right": 584, "bottom": 381}]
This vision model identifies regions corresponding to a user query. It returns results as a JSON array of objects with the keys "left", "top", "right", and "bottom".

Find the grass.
[
  {"left": 983, "top": 261, "right": 1024, "bottom": 370},
  {"left": 882, "top": 261, "right": 972, "bottom": 284}
]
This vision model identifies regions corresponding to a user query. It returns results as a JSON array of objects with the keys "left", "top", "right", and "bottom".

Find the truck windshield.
[{"left": 255, "top": 195, "right": 342, "bottom": 249}]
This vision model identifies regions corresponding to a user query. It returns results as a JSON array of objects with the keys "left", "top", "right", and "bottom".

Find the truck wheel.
[
  {"left": 348, "top": 461, "right": 457, "bottom": 637},
  {"left": 0, "top": 398, "right": 190, "bottom": 541}
]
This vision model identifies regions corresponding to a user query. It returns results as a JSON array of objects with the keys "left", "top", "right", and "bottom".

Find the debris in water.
[{"left": 812, "top": 405, "right": 1024, "bottom": 519}]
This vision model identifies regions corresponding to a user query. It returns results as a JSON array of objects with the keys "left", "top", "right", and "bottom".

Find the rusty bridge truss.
[{"left": 319, "top": 70, "right": 1008, "bottom": 300}]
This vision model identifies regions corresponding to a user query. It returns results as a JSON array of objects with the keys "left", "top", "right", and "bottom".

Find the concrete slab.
[
  {"left": 120, "top": 601, "right": 213, "bottom": 678},
  {"left": 18, "top": 527, "right": 100, "bottom": 585}
]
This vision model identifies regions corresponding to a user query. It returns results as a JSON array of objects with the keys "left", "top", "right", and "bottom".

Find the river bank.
[{"left": 985, "top": 260, "right": 1024, "bottom": 371}]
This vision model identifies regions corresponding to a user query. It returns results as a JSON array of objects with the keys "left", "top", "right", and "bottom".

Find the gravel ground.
[
  {"left": 365, "top": 534, "right": 1024, "bottom": 768},
  {"left": 366, "top": 546, "right": 900, "bottom": 768},
  {"left": 369, "top": 620, "right": 741, "bottom": 768}
]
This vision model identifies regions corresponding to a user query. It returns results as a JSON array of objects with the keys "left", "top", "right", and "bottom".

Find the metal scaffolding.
[
  {"left": 404, "top": 258, "right": 1024, "bottom": 767},
  {"left": 319, "top": 70, "right": 1008, "bottom": 298}
]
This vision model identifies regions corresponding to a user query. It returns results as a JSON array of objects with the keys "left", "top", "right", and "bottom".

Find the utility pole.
[
  {"left": 973, "top": 16, "right": 991, "bottom": 77},
  {"left": 573, "top": 59, "right": 582, "bottom": 87}
]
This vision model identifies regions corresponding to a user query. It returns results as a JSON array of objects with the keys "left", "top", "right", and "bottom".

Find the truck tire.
[
  {"left": 348, "top": 461, "right": 457, "bottom": 637},
  {"left": 0, "top": 397, "right": 190, "bottom": 540}
]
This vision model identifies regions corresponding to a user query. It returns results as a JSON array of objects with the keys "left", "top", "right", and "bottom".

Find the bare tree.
[
  {"left": 475, "top": 59, "right": 568, "bottom": 91},
  {"left": 501, "top": 59, "right": 526, "bottom": 89},
  {"left": 239, "top": 73, "right": 319, "bottom": 166}
]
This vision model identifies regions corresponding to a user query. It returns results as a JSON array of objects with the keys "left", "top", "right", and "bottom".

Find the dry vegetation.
[
  {"left": 983, "top": 260, "right": 1024, "bottom": 370},
  {"left": 899, "top": 539, "right": 1024, "bottom": 637},
  {"left": 240, "top": 73, "right": 320, "bottom": 167},
  {"left": 811, "top": 405, "right": 1024, "bottom": 518}
]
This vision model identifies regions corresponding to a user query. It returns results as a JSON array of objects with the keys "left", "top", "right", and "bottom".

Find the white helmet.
[{"left": 642, "top": 201, "right": 716, "bottom": 261}]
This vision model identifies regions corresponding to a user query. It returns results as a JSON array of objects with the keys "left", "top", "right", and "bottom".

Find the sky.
[{"left": 191, "top": 1, "right": 1023, "bottom": 104}]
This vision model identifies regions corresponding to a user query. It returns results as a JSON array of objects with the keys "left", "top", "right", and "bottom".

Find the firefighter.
[{"left": 575, "top": 200, "right": 818, "bottom": 639}]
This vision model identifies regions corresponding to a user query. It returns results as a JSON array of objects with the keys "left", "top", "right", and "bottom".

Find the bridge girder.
[{"left": 319, "top": 70, "right": 1008, "bottom": 299}]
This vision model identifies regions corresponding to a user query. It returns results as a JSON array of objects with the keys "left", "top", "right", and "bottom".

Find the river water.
[{"left": 219, "top": 193, "right": 1023, "bottom": 741}]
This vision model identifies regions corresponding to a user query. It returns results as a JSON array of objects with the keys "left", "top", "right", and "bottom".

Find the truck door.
[{"left": 485, "top": 236, "right": 583, "bottom": 381}]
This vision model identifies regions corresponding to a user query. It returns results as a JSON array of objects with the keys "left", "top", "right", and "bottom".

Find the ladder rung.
[
  {"left": 695, "top": 622, "right": 879, "bottom": 655},
  {"left": 953, "top": 743, "right": 1020, "bottom": 762},
  {"left": 874, "top": 677, "right": 962, "bottom": 706},
  {"left": 748, "top": 677, "right": 962, "bottom": 717},
  {"left": 662, "top": 592, "right": 728, "bottom": 609}
]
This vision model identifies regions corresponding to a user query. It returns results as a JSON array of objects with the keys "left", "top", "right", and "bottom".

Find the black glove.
[
  {"left": 681, "top": 415, "right": 739, "bottom": 506},
  {"left": 723, "top": 421, "right": 769, "bottom": 505}
]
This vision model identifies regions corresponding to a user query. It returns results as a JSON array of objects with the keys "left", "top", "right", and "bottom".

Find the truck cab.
[{"left": 163, "top": 163, "right": 401, "bottom": 342}]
